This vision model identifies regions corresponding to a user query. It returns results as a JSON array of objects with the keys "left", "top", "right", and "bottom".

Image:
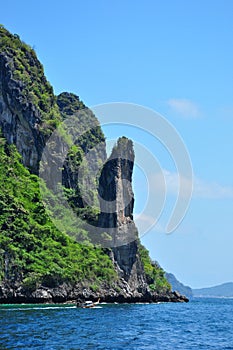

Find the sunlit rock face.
[
  {"left": 0, "top": 53, "right": 46, "bottom": 174},
  {"left": 98, "top": 137, "right": 148, "bottom": 293}
]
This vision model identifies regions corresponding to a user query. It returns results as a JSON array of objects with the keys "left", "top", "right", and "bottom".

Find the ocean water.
[{"left": 0, "top": 298, "right": 233, "bottom": 350}]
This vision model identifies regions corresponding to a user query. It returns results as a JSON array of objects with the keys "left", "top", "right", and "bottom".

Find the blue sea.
[{"left": 0, "top": 298, "right": 233, "bottom": 349}]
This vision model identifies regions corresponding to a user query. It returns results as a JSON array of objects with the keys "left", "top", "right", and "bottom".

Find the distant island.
[
  {"left": 193, "top": 282, "right": 233, "bottom": 298},
  {"left": 166, "top": 273, "right": 233, "bottom": 299}
]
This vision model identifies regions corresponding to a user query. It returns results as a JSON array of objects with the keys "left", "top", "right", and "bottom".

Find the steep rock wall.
[
  {"left": 0, "top": 53, "right": 46, "bottom": 173},
  {"left": 98, "top": 137, "right": 149, "bottom": 294}
]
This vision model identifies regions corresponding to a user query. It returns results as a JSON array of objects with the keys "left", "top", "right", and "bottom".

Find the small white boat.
[{"left": 81, "top": 298, "right": 100, "bottom": 308}]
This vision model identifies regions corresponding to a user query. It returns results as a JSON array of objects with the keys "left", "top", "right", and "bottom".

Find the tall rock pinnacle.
[{"left": 98, "top": 137, "right": 147, "bottom": 289}]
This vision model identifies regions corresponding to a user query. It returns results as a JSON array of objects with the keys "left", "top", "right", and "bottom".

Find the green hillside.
[{"left": 0, "top": 136, "right": 116, "bottom": 290}]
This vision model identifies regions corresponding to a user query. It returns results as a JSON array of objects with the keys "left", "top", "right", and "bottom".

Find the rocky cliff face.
[
  {"left": 0, "top": 26, "right": 106, "bottom": 207},
  {"left": 0, "top": 26, "right": 60, "bottom": 174},
  {"left": 57, "top": 92, "right": 107, "bottom": 209},
  {"left": 0, "top": 53, "right": 46, "bottom": 173},
  {"left": 98, "top": 138, "right": 149, "bottom": 295}
]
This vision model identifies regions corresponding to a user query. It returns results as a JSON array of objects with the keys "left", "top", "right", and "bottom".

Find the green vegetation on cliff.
[
  {"left": 0, "top": 136, "right": 116, "bottom": 290},
  {"left": 139, "top": 244, "right": 171, "bottom": 293},
  {"left": 0, "top": 25, "right": 61, "bottom": 136},
  {"left": 57, "top": 92, "right": 106, "bottom": 213}
]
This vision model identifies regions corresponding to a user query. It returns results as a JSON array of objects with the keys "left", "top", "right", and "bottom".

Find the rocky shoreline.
[{"left": 0, "top": 281, "right": 189, "bottom": 304}]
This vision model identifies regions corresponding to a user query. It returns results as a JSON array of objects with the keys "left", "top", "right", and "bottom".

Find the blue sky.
[{"left": 2, "top": 0, "right": 233, "bottom": 288}]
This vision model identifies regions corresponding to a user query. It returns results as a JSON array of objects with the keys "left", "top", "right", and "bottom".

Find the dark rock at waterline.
[{"left": 0, "top": 280, "right": 188, "bottom": 304}]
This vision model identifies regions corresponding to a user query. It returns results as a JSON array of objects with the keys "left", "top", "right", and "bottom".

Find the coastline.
[{"left": 0, "top": 282, "right": 188, "bottom": 304}]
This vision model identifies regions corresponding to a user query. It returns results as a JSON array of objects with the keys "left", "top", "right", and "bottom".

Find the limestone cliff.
[
  {"left": 98, "top": 138, "right": 148, "bottom": 296},
  {"left": 57, "top": 92, "right": 106, "bottom": 209},
  {"left": 0, "top": 26, "right": 60, "bottom": 174},
  {"left": 0, "top": 25, "right": 106, "bottom": 207}
]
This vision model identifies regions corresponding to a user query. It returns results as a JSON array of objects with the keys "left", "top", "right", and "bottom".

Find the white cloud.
[
  {"left": 193, "top": 177, "right": 233, "bottom": 199},
  {"left": 150, "top": 170, "right": 233, "bottom": 199},
  {"left": 167, "top": 98, "right": 201, "bottom": 119},
  {"left": 135, "top": 213, "right": 155, "bottom": 226},
  {"left": 134, "top": 213, "right": 156, "bottom": 233},
  {"left": 134, "top": 213, "right": 165, "bottom": 235},
  {"left": 149, "top": 170, "right": 192, "bottom": 199}
]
